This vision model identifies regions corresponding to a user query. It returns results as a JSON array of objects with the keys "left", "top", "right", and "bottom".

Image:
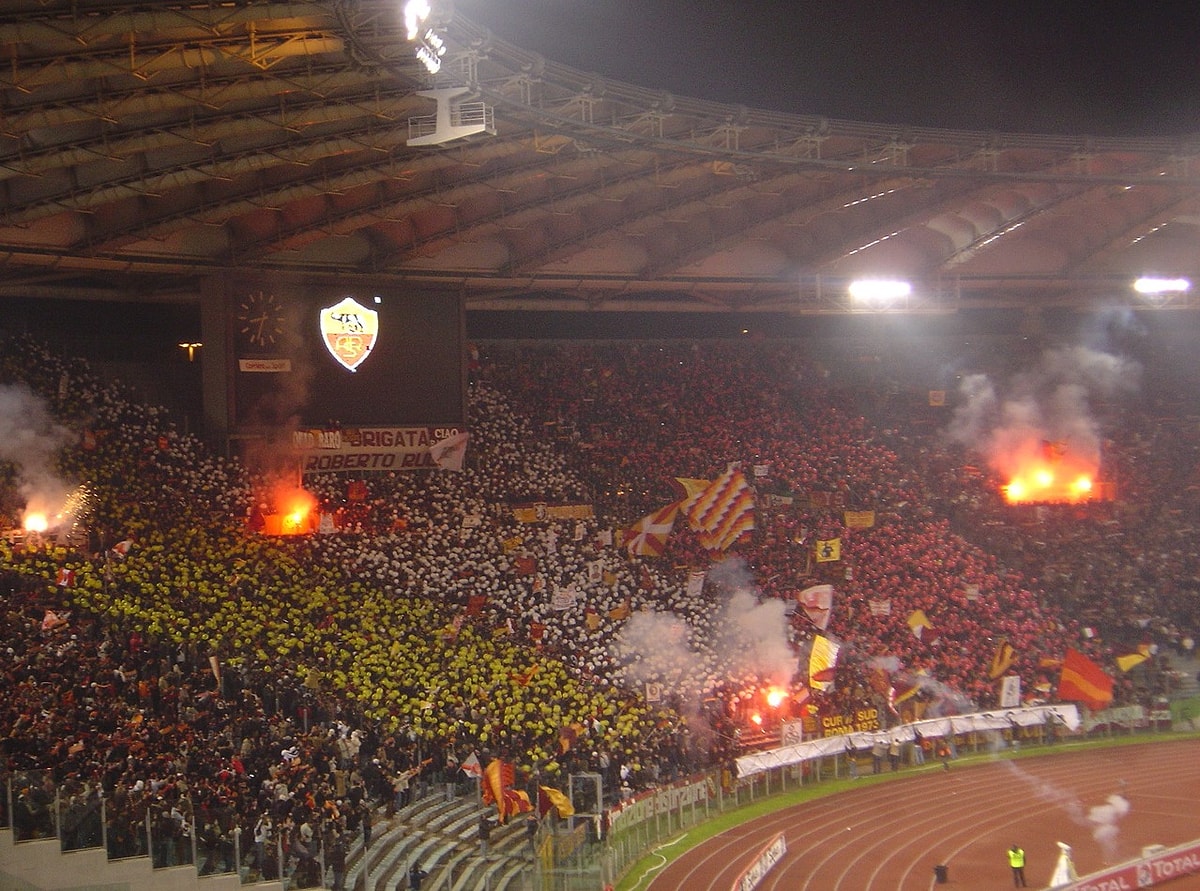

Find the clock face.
[{"left": 236, "top": 291, "right": 285, "bottom": 349}]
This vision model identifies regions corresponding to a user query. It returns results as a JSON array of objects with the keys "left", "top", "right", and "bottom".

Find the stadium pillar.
[{"left": 199, "top": 274, "right": 231, "bottom": 452}]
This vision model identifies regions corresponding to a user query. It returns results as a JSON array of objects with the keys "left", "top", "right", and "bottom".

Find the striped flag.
[
  {"left": 1057, "top": 647, "right": 1113, "bottom": 711},
  {"left": 482, "top": 759, "right": 532, "bottom": 824},
  {"left": 623, "top": 501, "right": 682, "bottom": 557},
  {"left": 686, "top": 467, "right": 755, "bottom": 551}
]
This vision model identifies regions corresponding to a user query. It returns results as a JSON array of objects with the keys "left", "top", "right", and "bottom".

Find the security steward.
[{"left": 1008, "top": 843, "right": 1027, "bottom": 887}]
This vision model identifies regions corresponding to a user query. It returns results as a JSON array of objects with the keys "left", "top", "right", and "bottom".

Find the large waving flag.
[
  {"left": 1057, "top": 647, "right": 1113, "bottom": 711},
  {"left": 808, "top": 635, "right": 840, "bottom": 691},
  {"left": 482, "top": 759, "right": 533, "bottom": 823},
  {"left": 797, "top": 584, "right": 834, "bottom": 631},
  {"left": 623, "top": 501, "right": 682, "bottom": 557},
  {"left": 686, "top": 467, "right": 756, "bottom": 551},
  {"left": 537, "top": 785, "right": 574, "bottom": 819}
]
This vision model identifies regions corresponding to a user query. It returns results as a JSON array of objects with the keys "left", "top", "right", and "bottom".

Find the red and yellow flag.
[
  {"left": 1057, "top": 647, "right": 1113, "bottom": 711},
  {"left": 482, "top": 759, "right": 533, "bottom": 823},
  {"left": 537, "top": 785, "right": 574, "bottom": 819}
]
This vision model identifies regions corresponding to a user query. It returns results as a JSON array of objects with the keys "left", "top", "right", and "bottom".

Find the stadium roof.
[{"left": 4, "top": 0, "right": 1200, "bottom": 317}]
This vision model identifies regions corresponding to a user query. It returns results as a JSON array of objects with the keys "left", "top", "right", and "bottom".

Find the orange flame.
[
  {"left": 1003, "top": 459, "right": 1097, "bottom": 505},
  {"left": 260, "top": 487, "right": 318, "bottom": 535}
]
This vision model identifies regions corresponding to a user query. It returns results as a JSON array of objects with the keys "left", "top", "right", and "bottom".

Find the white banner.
[{"left": 734, "top": 704, "right": 1080, "bottom": 779}]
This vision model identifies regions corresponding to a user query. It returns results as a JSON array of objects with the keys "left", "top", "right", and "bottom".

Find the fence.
[
  {"left": 596, "top": 703, "right": 1185, "bottom": 890},
  {"left": 0, "top": 702, "right": 1186, "bottom": 891},
  {"left": 0, "top": 767, "right": 330, "bottom": 888}
]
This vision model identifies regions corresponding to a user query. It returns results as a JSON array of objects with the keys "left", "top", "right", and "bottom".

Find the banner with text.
[{"left": 294, "top": 426, "right": 466, "bottom": 473}]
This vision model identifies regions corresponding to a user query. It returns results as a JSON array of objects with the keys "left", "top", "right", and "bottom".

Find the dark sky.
[{"left": 455, "top": 1, "right": 1200, "bottom": 137}]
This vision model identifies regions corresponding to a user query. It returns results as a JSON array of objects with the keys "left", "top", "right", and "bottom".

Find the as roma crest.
[{"left": 319, "top": 296, "right": 378, "bottom": 372}]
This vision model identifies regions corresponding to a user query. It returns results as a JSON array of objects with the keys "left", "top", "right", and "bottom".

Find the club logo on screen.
[{"left": 319, "top": 296, "right": 378, "bottom": 372}]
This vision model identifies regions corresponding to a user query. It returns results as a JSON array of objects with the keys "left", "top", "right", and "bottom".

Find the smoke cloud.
[
  {"left": 611, "top": 556, "right": 798, "bottom": 694},
  {"left": 0, "top": 382, "right": 76, "bottom": 518},
  {"left": 1003, "top": 761, "right": 1132, "bottom": 860},
  {"left": 708, "top": 556, "right": 797, "bottom": 686},
  {"left": 945, "top": 344, "right": 1140, "bottom": 475},
  {"left": 1088, "top": 793, "right": 1131, "bottom": 859}
]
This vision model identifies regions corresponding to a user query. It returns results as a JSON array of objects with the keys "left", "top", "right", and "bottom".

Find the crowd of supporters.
[{"left": 1, "top": 330, "right": 1196, "bottom": 881}]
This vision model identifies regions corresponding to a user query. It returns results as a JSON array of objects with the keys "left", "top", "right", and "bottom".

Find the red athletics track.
[{"left": 645, "top": 738, "right": 1200, "bottom": 891}]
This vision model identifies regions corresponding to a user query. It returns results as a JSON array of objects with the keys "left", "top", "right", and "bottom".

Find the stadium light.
[
  {"left": 1133, "top": 276, "right": 1190, "bottom": 306},
  {"left": 1133, "top": 276, "right": 1190, "bottom": 294},
  {"left": 847, "top": 278, "right": 912, "bottom": 311}
]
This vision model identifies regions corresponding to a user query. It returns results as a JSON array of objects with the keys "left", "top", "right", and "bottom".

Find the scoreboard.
[{"left": 228, "top": 280, "right": 465, "bottom": 432}]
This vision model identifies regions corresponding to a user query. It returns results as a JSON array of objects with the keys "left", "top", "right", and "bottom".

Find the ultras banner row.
[{"left": 734, "top": 703, "right": 1081, "bottom": 779}]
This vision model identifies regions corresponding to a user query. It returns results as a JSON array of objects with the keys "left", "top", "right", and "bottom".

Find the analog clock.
[{"left": 236, "top": 291, "right": 285, "bottom": 349}]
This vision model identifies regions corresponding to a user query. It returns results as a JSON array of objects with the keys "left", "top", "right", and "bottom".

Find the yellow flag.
[
  {"left": 808, "top": 635, "right": 840, "bottom": 691},
  {"left": 538, "top": 785, "right": 575, "bottom": 818},
  {"left": 907, "top": 609, "right": 933, "bottom": 639},
  {"left": 1116, "top": 653, "right": 1148, "bottom": 673},
  {"left": 843, "top": 510, "right": 875, "bottom": 529},
  {"left": 815, "top": 538, "right": 841, "bottom": 562}
]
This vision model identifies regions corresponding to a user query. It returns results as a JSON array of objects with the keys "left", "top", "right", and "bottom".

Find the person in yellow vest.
[{"left": 1008, "top": 843, "right": 1028, "bottom": 887}]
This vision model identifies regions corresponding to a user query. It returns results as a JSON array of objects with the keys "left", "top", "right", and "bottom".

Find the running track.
[{"left": 645, "top": 738, "right": 1200, "bottom": 890}]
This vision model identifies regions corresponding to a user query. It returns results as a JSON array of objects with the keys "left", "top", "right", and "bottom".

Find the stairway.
[{"left": 347, "top": 789, "right": 532, "bottom": 891}]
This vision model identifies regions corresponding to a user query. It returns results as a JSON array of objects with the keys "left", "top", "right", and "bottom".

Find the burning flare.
[{"left": 1001, "top": 439, "right": 1098, "bottom": 504}]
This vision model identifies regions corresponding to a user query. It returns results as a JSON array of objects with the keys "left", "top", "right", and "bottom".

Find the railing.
[
  {"left": 1, "top": 707, "right": 1187, "bottom": 891},
  {"left": 1, "top": 768, "right": 336, "bottom": 888},
  {"left": 596, "top": 710, "right": 1184, "bottom": 891}
]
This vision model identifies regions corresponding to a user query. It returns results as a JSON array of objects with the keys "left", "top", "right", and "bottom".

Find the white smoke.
[
  {"left": 1088, "top": 793, "right": 1131, "bottom": 859},
  {"left": 0, "top": 382, "right": 76, "bottom": 518},
  {"left": 1004, "top": 762, "right": 1133, "bottom": 861},
  {"left": 945, "top": 344, "right": 1140, "bottom": 472},
  {"left": 611, "top": 556, "right": 798, "bottom": 694},
  {"left": 708, "top": 556, "right": 798, "bottom": 687},
  {"left": 611, "top": 610, "right": 695, "bottom": 689}
]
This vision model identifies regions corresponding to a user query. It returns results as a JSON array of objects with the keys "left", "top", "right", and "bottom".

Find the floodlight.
[
  {"left": 1133, "top": 277, "right": 1190, "bottom": 294},
  {"left": 847, "top": 279, "right": 912, "bottom": 310}
]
